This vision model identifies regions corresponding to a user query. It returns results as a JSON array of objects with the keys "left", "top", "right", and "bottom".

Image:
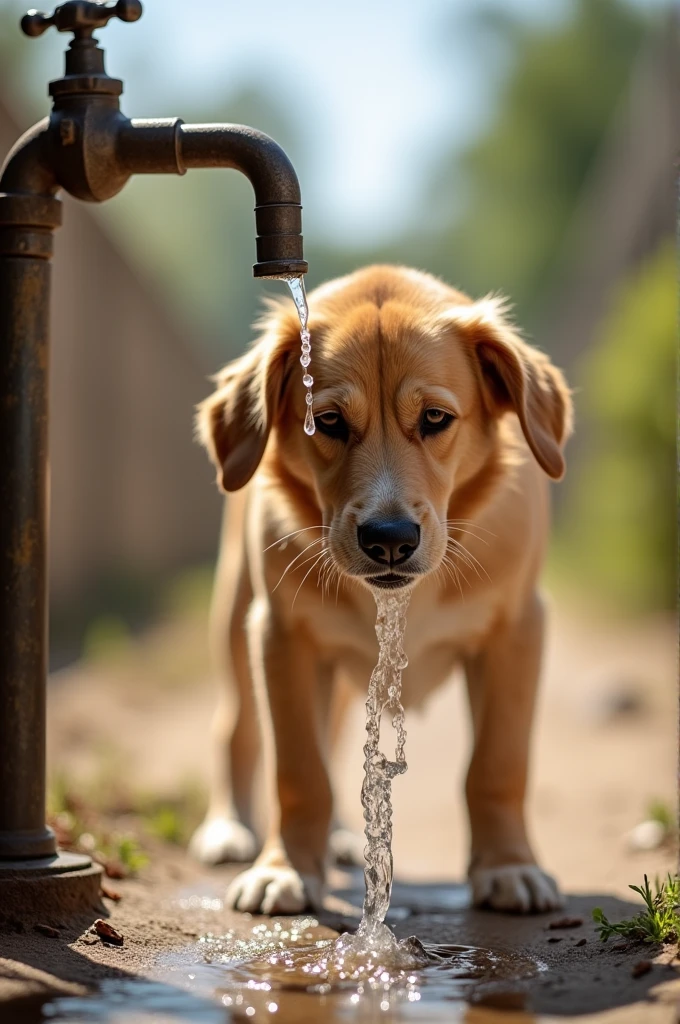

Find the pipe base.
[{"left": 0, "top": 852, "right": 103, "bottom": 924}]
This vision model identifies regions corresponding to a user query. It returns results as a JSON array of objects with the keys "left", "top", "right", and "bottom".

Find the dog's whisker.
[
  {"left": 316, "top": 558, "right": 329, "bottom": 603},
  {"left": 451, "top": 556, "right": 472, "bottom": 592},
  {"left": 443, "top": 518, "right": 496, "bottom": 537},
  {"left": 271, "top": 537, "right": 325, "bottom": 592},
  {"left": 446, "top": 539, "right": 491, "bottom": 582},
  {"left": 291, "top": 551, "right": 328, "bottom": 609},
  {"left": 326, "top": 565, "right": 339, "bottom": 602},
  {"left": 448, "top": 538, "right": 491, "bottom": 581},
  {"left": 447, "top": 527, "right": 491, "bottom": 548},
  {"left": 263, "top": 525, "right": 330, "bottom": 553},
  {"left": 318, "top": 556, "right": 335, "bottom": 600},
  {"left": 432, "top": 562, "right": 448, "bottom": 592},
  {"left": 327, "top": 561, "right": 341, "bottom": 601},
  {"left": 440, "top": 554, "right": 458, "bottom": 586},
  {"left": 441, "top": 554, "right": 466, "bottom": 598},
  {"left": 441, "top": 519, "right": 495, "bottom": 544}
]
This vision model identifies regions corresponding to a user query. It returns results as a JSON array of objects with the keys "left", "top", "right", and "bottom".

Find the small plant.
[
  {"left": 146, "top": 806, "right": 184, "bottom": 845},
  {"left": 647, "top": 799, "right": 676, "bottom": 833},
  {"left": 593, "top": 874, "right": 680, "bottom": 944},
  {"left": 111, "top": 834, "right": 149, "bottom": 874}
]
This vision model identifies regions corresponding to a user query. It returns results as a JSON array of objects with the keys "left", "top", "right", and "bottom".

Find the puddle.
[{"left": 36, "top": 916, "right": 542, "bottom": 1023}]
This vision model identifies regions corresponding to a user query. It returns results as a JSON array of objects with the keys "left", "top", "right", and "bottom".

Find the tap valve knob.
[{"left": 21, "top": 0, "right": 142, "bottom": 39}]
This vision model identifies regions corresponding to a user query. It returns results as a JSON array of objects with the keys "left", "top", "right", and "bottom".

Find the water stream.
[{"left": 338, "top": 590, "right": 426, "bottom": 967}]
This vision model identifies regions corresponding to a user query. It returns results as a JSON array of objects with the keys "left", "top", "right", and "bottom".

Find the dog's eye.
[
  {"left": 421, "top": 408, "right": 455, "bottom": 436},
  {"left": 315, "top": 410, "right": 349, "bottom": 441}
]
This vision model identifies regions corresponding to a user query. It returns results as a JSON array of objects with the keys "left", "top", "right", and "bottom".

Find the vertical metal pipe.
[{"left": 0, "top": 194, "right": 61, "bottom": 860}]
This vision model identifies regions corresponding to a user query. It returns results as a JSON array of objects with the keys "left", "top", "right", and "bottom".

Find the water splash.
[{"left": 285, "top": 275, "right": 315, "bottom": 436}]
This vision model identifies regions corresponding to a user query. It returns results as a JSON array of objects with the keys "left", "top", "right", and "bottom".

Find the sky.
[
  {"left": 105, "top": 0, "right": 568, "bottom": 244},
  {"left": 2, "top": 0, "right": 664, "bottom": 245}
]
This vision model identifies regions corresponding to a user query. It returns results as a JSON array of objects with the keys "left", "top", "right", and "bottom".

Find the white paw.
[
  {"left": 189, "top": 817, "right": 257, "bottom": 865},
  {"left": 329, "top": 827, "right": 365, "bottom": 867},
  {"left": 470, "top": 863, "right": 564, "bottom": 913},
  {"left": 226, "top": 864, "right": 321, "bottom": 915}
]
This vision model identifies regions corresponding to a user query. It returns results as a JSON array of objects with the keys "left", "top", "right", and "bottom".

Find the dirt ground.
[{"left": 1, "top": 596, "right": 678, "bottom": 1021}]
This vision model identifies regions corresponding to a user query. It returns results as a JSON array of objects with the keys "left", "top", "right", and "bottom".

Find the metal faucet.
[{"left": 0, "top": 0, "right": 307, "bottom": 905}]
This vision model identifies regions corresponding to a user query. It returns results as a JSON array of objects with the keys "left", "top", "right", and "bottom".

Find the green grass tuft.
[{"left": 593, "top": 874, "right": 680, "bottom": 944}]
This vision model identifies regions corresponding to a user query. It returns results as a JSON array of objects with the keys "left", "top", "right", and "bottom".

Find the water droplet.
[{"left": 304, "top": 407, "right": 316, "bottom": 435}]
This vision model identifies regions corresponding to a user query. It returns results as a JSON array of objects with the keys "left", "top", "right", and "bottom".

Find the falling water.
[
  {"left": 285, "top": 275, "right": 315, "bottom": 436},
  {"left": 358, "top": 591, "right": 409, "bottom": 934},
  {"left": 282, "top": 278, "right": 423, "bottom": 968},
  {"left": 335, "top": 589, "right": 426, "bottom": 966}
]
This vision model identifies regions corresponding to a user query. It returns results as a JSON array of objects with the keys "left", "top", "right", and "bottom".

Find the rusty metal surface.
[{"left": 0, "top": 236, "right": 57, "bottom": 860}]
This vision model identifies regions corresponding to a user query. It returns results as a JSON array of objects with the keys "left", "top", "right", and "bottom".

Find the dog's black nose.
[{"left": 357, "top": 520, "right": 420, "bottom": 567}]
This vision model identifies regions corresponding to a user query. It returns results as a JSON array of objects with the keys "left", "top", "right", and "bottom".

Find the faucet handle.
[{"left": 21, "top": 0, "right": 142, "bottom": 39}]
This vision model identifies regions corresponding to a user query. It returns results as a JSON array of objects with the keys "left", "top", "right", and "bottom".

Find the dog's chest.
[{"left": 305, "top": 588, "right": 496, "bottom": 706}]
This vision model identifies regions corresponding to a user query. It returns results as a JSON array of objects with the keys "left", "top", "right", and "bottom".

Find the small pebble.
[
  {"left": 575, "top": 938, "right": 587, "bottom": 947},
  {"left": 626, "top": 820, "right": 666, "bottom": 852},
  {"left": 631, "top": 960, "right": 652, "bottom": 978},
  {"left": 93, "top": 918, "right": 124, "bottom": 945},
  {"left": 548, "top": 916, "right": 583, "bottom": 930},
  {"left": 34, "top": 923, "right": 59, "bottom": 938},
  {"left": 547, "top": 936, "right": 562, "bottom": 943}
]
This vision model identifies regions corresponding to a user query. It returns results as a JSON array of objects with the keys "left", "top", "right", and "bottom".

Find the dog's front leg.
[
  {"left": 464, "top": 592, "right": 563, "bottom": 913},
  {"left": 226, "top": 597, "right": 332, "bottom": 915}
]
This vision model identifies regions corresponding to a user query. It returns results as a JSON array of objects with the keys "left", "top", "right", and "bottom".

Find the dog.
[{"left": 189, "top": 265, "right": 572, "bottom": 915}]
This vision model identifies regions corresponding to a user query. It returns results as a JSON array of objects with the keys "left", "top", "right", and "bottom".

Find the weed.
[
  {"left": 111, "top": 835, "right": 149, "bottom": 873},
  {"left": 647, "top": 799, "right": 676, "bottom": 832},
  {"left": 593, "top": 874, "right": 680, "bottom": 944},
  {"left": 146, "top": 806, "right": 184, "bottom": 845}
]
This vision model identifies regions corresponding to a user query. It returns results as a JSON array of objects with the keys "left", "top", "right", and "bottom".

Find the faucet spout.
[{"left": 118, "top": 119, "right": 308, "bottom": 279}]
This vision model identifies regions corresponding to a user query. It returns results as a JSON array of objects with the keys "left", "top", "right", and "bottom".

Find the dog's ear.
[
  {"left": 444, "top": 298, "right": 573, "bottom": 480},
  {"left": 196, "top": 306, "right": 299, "bottom": 492}
]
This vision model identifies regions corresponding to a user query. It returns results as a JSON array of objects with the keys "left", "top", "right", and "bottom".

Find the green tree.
[
  {"left": 420, "top": 0, "right": 653, "bottom": 324},
  {"left": 558, "top": 242, "right": 676, "bottom": 611}
]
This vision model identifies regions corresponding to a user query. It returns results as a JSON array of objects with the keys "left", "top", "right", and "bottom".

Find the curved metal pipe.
[
  {"left": 118, "top": 119, "right": 308, "bottom": 278},
  {"left": 0, "top": 118, "right": 57, "bottom": 196},
  {"left": 179, "top": 124, "right": 302, "bottom": 205}
]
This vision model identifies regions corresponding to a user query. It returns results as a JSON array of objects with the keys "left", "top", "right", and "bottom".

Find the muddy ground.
[{"left": 0, "top": 596, "right": 678, "bottom": 1021}]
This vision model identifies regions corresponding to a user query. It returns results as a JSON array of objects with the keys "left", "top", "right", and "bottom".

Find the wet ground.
[
  {"left": 1, "top": 857, "right": 679, "bottom": 1023},
  {"left": 0, "top": 600, "right": 677, "bottom": 1021}
]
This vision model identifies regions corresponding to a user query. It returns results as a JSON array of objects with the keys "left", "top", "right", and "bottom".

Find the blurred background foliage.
[
  {"left": 559, "top": 243, "right": 676, "bottom": 612},
  {"left": 0, "top": 0, "right": 674, "bottom": 656}
]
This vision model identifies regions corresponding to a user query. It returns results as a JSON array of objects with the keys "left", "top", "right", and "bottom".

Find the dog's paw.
[
  {"left": 470, "top": 863, "right": 564, "bottom": 913},
  {"left": 188, "top": 817, "right": 257, "bottom": 866},
  {"left": 226, "top": 864, "right": 321, "bottom": 915},
  {"left": 329, "top": 827, "right": 365, "bottom": 867}
]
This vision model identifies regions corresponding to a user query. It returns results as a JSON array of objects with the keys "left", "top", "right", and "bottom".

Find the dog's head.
[{"left": 198, "top": 267, "right": 572, "bottom": 591}]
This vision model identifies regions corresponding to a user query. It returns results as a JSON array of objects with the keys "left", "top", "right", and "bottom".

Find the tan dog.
[{"left": 190, "top": 265, "right": 572, "bottom": 915}]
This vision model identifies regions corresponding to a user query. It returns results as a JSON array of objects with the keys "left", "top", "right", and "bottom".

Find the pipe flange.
[{"left": 0, "top": 192, "right": 63, "bottom": 229}]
